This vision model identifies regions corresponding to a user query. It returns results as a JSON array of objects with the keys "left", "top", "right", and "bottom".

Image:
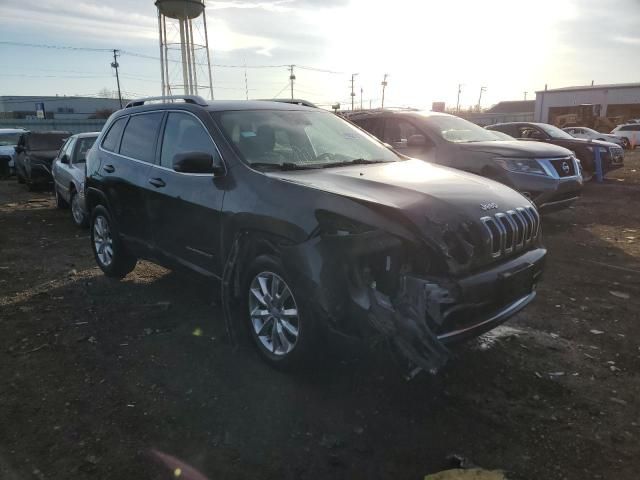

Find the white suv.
[
  {"left": 610, "top": 124, "right": 640, "bottom": 149},
  {"left": 563, "top": 126, "right": 624, "bottom": 147}
]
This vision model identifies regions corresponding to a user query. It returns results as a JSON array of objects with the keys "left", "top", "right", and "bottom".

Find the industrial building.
[
  {"left": 535, "top": 83, "right": 640, "bottom": 125},
  {"left": 0, "top": 96, "right": 127, "bottom": 120}
]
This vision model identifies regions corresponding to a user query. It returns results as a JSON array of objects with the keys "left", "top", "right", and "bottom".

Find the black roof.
[
  {"left": 204, "top": 100, "right": 317, "bottom": 112},
  {"left": 345, "top": 108, "right": 449, "bottom": 120}
]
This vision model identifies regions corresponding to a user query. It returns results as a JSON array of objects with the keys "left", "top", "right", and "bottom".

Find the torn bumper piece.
[
  {"left": 281, "top": 228, "right": 545, "bottom": 375},
  {"left": 365, "top": 248, "right": 544, "bottom": 373}
]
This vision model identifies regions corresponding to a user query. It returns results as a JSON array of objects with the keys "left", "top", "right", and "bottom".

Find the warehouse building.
[
  {"left": 0, "top": 96, "right": 126, "bottom": 120},
  {"left": 535, "top": 83, "right": 640, "bottom": 125}
]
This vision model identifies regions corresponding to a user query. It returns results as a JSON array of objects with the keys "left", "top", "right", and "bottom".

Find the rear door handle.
[
  {"left": 103, "top": 164, "right": 115, "bottom": 173},
  {"left": 148, "top": 177, "right": 166, "bottom": 188}
]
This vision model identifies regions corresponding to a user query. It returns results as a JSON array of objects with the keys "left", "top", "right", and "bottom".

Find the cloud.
[{"left": 614, "top": 36, "right": 640, "bottom": 45}]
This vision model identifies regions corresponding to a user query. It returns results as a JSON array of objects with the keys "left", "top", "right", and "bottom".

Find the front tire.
[
  {"left": 70, "top": 191, "right": 88, "bottom": 227},
  {"left": 621, "top": 137, "right": 631, "bottom": 150},
  {"left": 90, "top": 205, "right": 137, "bottom": 278},
  {"left": 244, "top": 255, "right": 321, "bottom": 369}
]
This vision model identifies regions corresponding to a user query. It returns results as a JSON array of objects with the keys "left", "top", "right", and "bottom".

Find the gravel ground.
[{"left": 1, "top": 152, "right": 639, "bottom": 480}]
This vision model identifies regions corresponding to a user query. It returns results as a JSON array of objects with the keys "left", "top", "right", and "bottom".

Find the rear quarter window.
[
  {"left": 119, "top": 112, "right": 164, "bottom": 163},
  {"left": 102, "top": 117, "right": 127, "bottom": 152}
]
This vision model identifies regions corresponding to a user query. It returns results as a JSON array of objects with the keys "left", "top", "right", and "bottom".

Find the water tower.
[{"left": 156, "top": 0, "right": 214, "bottom": 98}]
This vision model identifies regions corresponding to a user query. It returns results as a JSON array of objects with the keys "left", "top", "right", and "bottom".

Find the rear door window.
[
  {"left": 120, "top": 112, "right": 164, "bottom": 163},
  {"left": 160, "top": 112, "right": 220, "bottom": 169},
  {"left": 102, "top": 117, "right": 127, "bottom": 152}
]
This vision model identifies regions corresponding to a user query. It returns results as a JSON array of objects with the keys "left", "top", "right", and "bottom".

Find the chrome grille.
[{"left": 481, "top": 206, "right": 540, "bottom": 258}]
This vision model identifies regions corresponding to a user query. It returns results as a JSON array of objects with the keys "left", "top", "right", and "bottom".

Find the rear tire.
[
  {"left": 55, "top": 187, "right": 68, "bottom": 209},
  {"left": 244, "top": 254, "right": 322, "bottom": 369},
  {"left": 90, "top": 205, "right": 137, "bottom": 278}
]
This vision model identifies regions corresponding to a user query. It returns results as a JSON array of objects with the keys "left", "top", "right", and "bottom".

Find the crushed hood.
[
  {"left": 457, "top": 140, "right": 573, "bottom": 158},
  {"left": 28, "top": 150, "right": 58, "bottom": 163},
  {"left": 268, "top": 159, "right": 535, "bottom": 272}
]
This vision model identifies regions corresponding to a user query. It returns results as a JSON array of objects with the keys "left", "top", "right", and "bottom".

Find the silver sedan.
[{"left": 52, "top": 132, "right": 99, "bottom": 227}]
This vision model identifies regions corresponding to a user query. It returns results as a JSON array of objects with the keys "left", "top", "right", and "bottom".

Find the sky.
[{"left": 0, "top": 0, "right": 639, "bottom": 110}]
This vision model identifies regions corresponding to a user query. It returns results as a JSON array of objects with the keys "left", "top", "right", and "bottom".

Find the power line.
[
  {"left": 0, "top": 41, "right": 112, "bottom": 52},
  {"left": 1, "top": 40, "right": 345, "bottom": 73},
  {"left": 271, "top": 82, "right": 291, "bottom": 99}
]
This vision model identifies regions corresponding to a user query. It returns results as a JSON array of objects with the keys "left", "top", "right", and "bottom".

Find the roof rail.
[
  {"left": 260, "top": 98, "right": 318, "bottom": 108},
  {"left": 124, "top": 95, "right": 209, "bottom": 108},
  {"left": 342, "top": 107, "right": 420, "bottom": 116}
]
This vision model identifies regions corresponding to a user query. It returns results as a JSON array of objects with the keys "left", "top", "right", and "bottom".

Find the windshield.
[
  {"left": 537, "top": 124, "right": 574, "bottom": 139},
  {"left": 0, "top": 133, "right": 22, "bottom": 146},
  {"left": 29, "top": 133, "right": 69, "bottom": 151},
  {"left": 74, "top": 136, "right": 97, "bottom": 163},
  {"left": 489, "top": 130, "right": 515, "bottom": 140},
  {"left": 214, "top": 109, "right": 400, "bottom": 169},
  {"left": 420, "top": 114, "right": 500, "bottom": 143}
]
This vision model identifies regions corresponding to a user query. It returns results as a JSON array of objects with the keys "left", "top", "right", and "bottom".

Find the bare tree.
[{"left": 97, "top": 88, "right": 113, "bottom": 99}]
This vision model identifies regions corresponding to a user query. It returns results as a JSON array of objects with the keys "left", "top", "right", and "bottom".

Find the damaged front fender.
[{"left": 279, "top": 227, "right": 458, "bottom": 374}]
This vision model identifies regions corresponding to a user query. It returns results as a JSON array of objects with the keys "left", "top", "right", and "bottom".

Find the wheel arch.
[{"left": 85, "top": 187, "right": 111, "bottom": 215}]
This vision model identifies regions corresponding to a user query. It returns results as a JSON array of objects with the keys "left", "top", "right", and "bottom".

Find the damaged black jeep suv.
[{"left": 85, "top": 96, "right": 546, "bottom": 372}]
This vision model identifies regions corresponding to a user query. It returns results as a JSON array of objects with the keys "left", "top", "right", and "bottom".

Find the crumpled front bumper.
[{"left": 281, "top": 231, "right": 546, "bottom": 374}]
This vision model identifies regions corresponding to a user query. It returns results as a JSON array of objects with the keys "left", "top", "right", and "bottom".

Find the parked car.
[
  {"left": 86, "top": 96, "right": 546, "bottom": 372},
  {"left": 609, "top": 123, "right": 640, "bottom": 149},
  {"left": 347, "top": 110, "right": 582, "bottom": 213},
  {"left": 0, "top": 128, "right": 27, "bottom": 178},
  {"left": 486, "top": 122, "right": 624, "bottom": 180},
  {"left": 15, "top": 131, "right": 72, "bottom": 190},
  {"left": 562, "top": 126, "right": 624, "bottom": 147},
  {"left": 52, "top": 132, "right": 99, "bottom": 227}
]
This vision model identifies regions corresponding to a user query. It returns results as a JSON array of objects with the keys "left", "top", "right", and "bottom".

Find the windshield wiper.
[
  {"left": 319, "top": 158, "right": 389, "bottom": 168},
  {"left": 250, "top": 162, "right": 319, "bottom": 171}
]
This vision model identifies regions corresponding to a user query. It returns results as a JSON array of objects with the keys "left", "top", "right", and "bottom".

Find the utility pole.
[
  {"left": 360, "top": 87, "right": 363, "bottom": 110},
  {"left": 111, "top": 49, "right": 122, "bottom": 108},
  {"left": 289, "top": 65, "right": 296, "bottom": 100},
  {"left": 350, "top": 73, "right": 358, "bottom": 110},
  {"left": 477, "top": 86, "right": 487, "bottom": 112},
  {"left": 456, "top": 83, "right": 462, "bottom": 113},
  {"left": 381, "top": 73, "right": 388, "bottom": 108}
]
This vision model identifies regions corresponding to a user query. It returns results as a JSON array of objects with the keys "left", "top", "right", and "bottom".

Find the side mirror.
[
  {"left": 173, "top": 151, "right": 223, "bottom": 175},
  {"left": 60, "top": 154, "right": 70, "bottom": 164},
  {"left": 407, "top": 134, "right": 428, "bottom": 147}
]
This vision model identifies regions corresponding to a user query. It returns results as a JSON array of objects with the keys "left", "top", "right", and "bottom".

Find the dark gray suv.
[
  {"left": 347, "top": 110, "right": 583, "bottom": 213},
  {"left": 85, "top": 96, "right": 546, "bottom": 373}
]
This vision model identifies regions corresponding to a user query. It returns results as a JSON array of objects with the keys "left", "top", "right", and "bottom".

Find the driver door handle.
[
  {"left": 103, "top": 164, "right": 115, "bottom": 173},
  {"left": 148, "top": 177, "right": 166, "bottom": 188}
]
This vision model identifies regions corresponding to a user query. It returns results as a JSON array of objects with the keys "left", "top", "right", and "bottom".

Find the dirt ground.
[{"left": 1, "top": 154, "right": 640, "bottom": 480}]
